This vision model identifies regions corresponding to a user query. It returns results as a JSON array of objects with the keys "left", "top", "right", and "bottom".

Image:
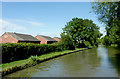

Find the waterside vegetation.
[
  {"left": 92, "top": 1, "right": 120, "bottom": 47},
  {"left": 1, "top": 47, "right": 90, "bottom": 77}
]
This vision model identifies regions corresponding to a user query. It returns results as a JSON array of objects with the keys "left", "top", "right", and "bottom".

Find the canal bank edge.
[{"left": 1, "top": 47, "right": 93, "bottom": 77}]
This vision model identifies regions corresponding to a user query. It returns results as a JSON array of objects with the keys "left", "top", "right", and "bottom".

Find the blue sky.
[{"left": 1, "top": 2, "right": 106, "bottom": 37}]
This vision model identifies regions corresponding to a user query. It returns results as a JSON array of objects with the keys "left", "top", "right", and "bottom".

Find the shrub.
[
  {"left": 60, "top": 34, "right": 75, "bottom": 50},
  {"left": 83, "top": 41, "right": 91, "bottom": 48},
  {"left": 29, "top": 55, "right": 38, "bottom": 62},
  {"left": 2, "top": 42, "right": 73, "bottom": 63}
]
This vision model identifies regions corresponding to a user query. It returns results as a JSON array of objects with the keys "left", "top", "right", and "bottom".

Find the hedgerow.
[{"left": 2, "top": 42, "right": 73, "bottom": 63}]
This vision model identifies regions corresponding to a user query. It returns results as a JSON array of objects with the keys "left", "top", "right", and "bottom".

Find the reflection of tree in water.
[
  {"left": 107, "top": 47, "right": 120, "bottom": 76},
  {"left": 59, "top": 48, "right": 101, "bottom": 73},
  {"left": 111, "top": 53, "right": 120, "bottom": 76},
  {"left": 59, "top": 46, "right": 120, "bottom": 77}
]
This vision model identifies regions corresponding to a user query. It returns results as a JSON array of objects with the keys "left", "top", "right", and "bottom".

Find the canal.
[{"left": 4, "top": 46, "right": 120, "bottom": 77}]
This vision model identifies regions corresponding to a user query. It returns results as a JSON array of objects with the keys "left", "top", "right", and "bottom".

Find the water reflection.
[
  {"left": 108, "top": 52, "right": 120, "bottom": 76},
  {"left": 58, "top": 49, "right": 101, "bottom": 77},
  {"left": 95, "top": 46, "right": 118, "bottom": 77},
  {"left": 4, "top": 46, "right": 120, "bottom": 77}
]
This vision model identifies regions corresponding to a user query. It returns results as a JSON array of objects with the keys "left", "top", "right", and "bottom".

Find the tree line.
[{"left": 92, "top": 1, "right": 120, "bottom": 47}]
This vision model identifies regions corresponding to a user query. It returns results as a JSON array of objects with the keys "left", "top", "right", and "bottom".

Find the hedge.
[{"left": 2, "top": 43, "right": 68, "bottom": 63}]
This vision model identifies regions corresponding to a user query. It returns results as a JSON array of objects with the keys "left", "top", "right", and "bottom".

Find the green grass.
[
  {"left": 1, "top": 47, "right": 88, "bottom": 76},
  {"left": 1, "top": 59, "right": 31, "bottom": 71}
]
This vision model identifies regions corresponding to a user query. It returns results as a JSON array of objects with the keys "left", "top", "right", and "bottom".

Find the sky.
[{"left": 1, "top": 2, "right": 106, "bottom": 37}]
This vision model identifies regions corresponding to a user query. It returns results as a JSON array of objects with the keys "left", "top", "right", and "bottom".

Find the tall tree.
[
  {"left": 61, "top": 17, "right": 102, "bottom": 47},
  {"left": 92, "top": 1, "right": 120, "bottom": 47}
]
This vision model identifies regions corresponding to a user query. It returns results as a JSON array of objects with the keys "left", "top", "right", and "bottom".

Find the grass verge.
[{"left": 1, "top": 47, "right": 90, "bottom": 77}]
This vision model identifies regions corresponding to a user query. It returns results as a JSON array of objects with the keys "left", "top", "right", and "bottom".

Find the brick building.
[
  {"left": 53, "top": 37, "right": 61, "bottom": 42},
  {"left": 35, "top": 35, "right": 57, "bottom": 44},
  {"left": 0, "top": 32, "right": 40, "bottom": 43}
]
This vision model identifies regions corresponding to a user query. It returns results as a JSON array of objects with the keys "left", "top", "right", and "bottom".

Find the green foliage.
[
  {"left": 111, "top": 44, "right": 118, "bottom": 47},
  {"left": 92, "top": 2, "right": 120, "bottom": 47},
  {"left": 52, "top": 35, "right": 75, "bottom": 51},
  {"left": 78, "top": 41, "right": 91, "bottom": 48},
  {"left": 83, "top": 41, "right": 91, "bottom": 48},
  {"left": 102, "top": 35, "right": 110, "bottom": 46},
  {"left": 2, "top": 42, "right": 72, "bottom": 63},
  {"left": 60, "top": 33, "right": 75, "bottom": 50},
  {"left": 29, "top": 55, "right": 38, "bottom": 62},
  {"left": 61, "top": 17, "right": 102, "bottom": 48}
]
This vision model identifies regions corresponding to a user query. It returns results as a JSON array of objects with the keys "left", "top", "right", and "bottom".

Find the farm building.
[
  {"left": 35, "top": 35, "right": 57, "bottom": 44},
  {"left": 53, "top": 37, "right": 61, "bottom": 42},
  {"left": 0, "top": 32, "right": 40, "bottom": 43}
]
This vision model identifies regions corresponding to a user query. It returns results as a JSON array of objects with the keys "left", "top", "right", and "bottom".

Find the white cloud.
[
  {"left": 27, "top": 21, "right": 44, "bottom": 26},
  {"left": 0, "top": 19, "right": 45, "bottom": 36},
  {"left": 37, "top": 32, "right": 60, "bottom": 38},
  {"left": 0, "top": 19, "right": 26, "bottom": 36},
  {"left": 7, "top": 19, "right": 45, "bottom": 27}
]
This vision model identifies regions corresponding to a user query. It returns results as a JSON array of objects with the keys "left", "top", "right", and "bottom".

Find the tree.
[
  {"left": 61, "top": 17, "right": 102, "bottom": 47},
  {"left": 92, "top": 1, "right": 120, "bottom": 47},
  {"left": 60, "top": 33, "right": 75, "bottom": 50}
]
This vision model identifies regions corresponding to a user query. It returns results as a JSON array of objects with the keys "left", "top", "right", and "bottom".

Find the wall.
[
  {"left": 0, "top": 33, "right": 18, "bottom": 43},
  {"left": 53, "top": 37, "right": 60, "bottom": 42},
  {"left": 35, "top": 35, "right": 47, "bottom": 44}
]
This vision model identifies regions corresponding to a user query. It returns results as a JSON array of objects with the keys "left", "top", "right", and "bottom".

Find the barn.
[
  {"left": 53, "top": 37, "right": 61, "bottom": 42},
  {"left": 0, "top": 32, "right": 40, "bottom": 44},
  {"left": 35, "top": 35, "right": 57, "bottom": 44}
]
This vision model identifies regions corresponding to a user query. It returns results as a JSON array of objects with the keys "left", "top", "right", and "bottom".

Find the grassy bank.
[
  {"left": 1, "top": 47, "right": 89, "bottom": 77},
  {"left": 2, "top": 43, "right": 68, "bottom": 63}
]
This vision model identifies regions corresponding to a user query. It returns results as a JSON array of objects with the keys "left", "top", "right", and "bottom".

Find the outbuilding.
[
  {"left": 35, "top": 35, "right": 57, "bottom": 44},
  {"left": 0, "top": 32, "right": 40, "bottom": 43},
  {"left": 53, "top": 37, "right": 61, "bottom": 42}
]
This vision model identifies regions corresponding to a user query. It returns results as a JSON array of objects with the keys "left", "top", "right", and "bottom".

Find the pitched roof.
[
  {"left": 6, "top": 32, "right": 40, "bottom": 41},
  {"left": 38, "top": 35, "right": 57, "bottom": 41},
  {"left": 54, "top": 37, "right": 61, "bottom": 39}
]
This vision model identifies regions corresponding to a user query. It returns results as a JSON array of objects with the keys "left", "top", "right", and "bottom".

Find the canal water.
[{"left": 4, "top": 46, "right": 120, "bottom": 77}]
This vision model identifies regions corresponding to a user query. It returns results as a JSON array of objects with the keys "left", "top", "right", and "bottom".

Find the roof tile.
[{"left": 7, "top": 32, "right": 40, "bottom": 41}]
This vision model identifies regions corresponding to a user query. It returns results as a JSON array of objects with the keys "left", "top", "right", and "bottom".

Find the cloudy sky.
[{"left": 1, "top": 2, "right": 106, "bottom": 37}]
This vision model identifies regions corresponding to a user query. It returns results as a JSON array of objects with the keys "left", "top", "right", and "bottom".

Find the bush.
[
  {"left": 60, "top": 34, "right": 75, "bottom": 50},
  {"left": 2, "top": 42, "right": 73, "bottom": 63},
  {"left": 29, "top": 55, "right": 38, "bottom": 62},
  {"left": 83, "top": 41, "right": 91, "bottom": 48}
]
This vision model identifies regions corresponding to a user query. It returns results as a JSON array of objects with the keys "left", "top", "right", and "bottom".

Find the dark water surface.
[{"left": 4, "top": 46, "right": 120, "bottom": 77}]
